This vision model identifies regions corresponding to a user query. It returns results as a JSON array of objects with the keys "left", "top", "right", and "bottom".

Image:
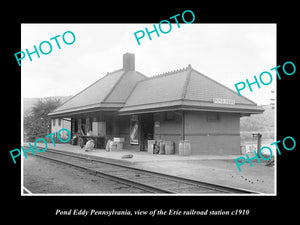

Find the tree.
[{"left": 24, "top": 97, "right": 61, "bottom": 142}]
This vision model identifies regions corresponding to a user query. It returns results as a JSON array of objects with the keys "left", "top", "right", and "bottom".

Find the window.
[
  {"left": 52, "top": 119, "right": 56, "bottom": 126},
  {"left": 58, "top": 119, "right": 61, "bottom": 126},
  {"left": 207, "top": 113, "right": 220, "bottom": 122}
]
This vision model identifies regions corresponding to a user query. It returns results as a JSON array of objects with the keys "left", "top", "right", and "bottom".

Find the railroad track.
[{"left": 24, "top": 148, "right": 260, "bottom": 194}]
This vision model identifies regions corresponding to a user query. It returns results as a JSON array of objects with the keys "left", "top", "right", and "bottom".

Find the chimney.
[{"left": 123, "top": 53, "right": 135, "bottom": 71}]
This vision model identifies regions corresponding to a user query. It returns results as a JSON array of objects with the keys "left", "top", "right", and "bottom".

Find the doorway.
[{"left": 140, "top": 113, "right": 154, "bottom": 151}]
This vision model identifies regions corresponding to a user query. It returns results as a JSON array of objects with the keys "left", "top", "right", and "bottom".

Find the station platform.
[
  {"left": 24, "top": 142, "right": 240, "bottom": 164},
  {"left": 23, "top": 142, "right": 275, "bottom": 194}
]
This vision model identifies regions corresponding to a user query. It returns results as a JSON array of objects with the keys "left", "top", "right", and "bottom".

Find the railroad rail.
[{"left": 24, "top": 148, "right": 260, "bottom": 194}]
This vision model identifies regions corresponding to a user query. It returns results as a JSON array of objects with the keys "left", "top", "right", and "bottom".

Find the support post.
[{"left": 182, "top": 111, "right": 185, "bottom": 141}]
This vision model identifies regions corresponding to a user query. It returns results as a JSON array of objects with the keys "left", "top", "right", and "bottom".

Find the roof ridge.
[
  {"left": 51, "top": 68, "right": 124, "bottom": 113},
  {"left": 145, "top": 65, "right": 190, "bottom": 81},
  {"left": 181, "top": 65, "right": 193, "bottom": 99},
  {"left": 101, "top": 70, "right": 129, "bottom": 103},
  {"left": 191, "top": 68, "right": 258, "bottom": 106},
  {"left": 122, "top": 78, "right": 143, "bottom": 106},
  {"left": 105, "top": 68, "right": 123, "bottom": 75},
  {"left": 135, "top": 70, "right": 148, "bottom": 79}
]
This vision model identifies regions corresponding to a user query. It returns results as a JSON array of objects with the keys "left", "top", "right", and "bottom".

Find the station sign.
[{"left": 213, "top": 98, "right": 235, "bottom": 105}]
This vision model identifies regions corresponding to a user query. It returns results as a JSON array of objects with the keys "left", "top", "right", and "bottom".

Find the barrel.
[
  {"left": 179, "top": 140, "right": 191, "bottom": 156},
  {"left": 183, "top": 140, "right": 191, "bottom": 156},
  {"left": 179, "top": 141, "right": 184, "bottom": 155},
  {"left": 159, "top": 141, "right": 165, "bottom": 154},
  {"left": 164, "top": 141, "right": 175, "bottom": 155},
  {"left": 148, "top": 140, "right": 156, "bottom": 154}
]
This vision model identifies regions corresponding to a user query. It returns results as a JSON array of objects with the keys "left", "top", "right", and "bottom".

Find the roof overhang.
[
  {"left": 118, "top": 107, "right": 264, "bottom": 116},
  {"left": 49, "top": 100, "right": 264, "bottom": 118},
  {"left": 118, "top": 99, "right": 264, "bottom": 116},
  {"left": 48, "top": 104, "right": 122, "bottom": 118}
]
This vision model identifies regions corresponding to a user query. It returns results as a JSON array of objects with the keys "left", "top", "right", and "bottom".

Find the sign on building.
[{"left": 213, "top": 98, "right": 235, "bottom": 105}]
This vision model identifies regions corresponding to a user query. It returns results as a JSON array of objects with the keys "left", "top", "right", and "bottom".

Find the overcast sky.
[{"left": 21, "top": 23, "right": 276, "bottom": 105}]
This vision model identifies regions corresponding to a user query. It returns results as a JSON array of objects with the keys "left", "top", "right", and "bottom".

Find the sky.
[{"left": 21, "top": 23, "right": 276, "bottom": 105}]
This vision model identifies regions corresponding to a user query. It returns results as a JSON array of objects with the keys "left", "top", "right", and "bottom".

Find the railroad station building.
[{"left": 48, "top": 53, "right": 264, "bottom": 155}]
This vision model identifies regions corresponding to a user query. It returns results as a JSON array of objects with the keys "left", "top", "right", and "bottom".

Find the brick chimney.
[{"left": 123, "top": 53, "right": 135, "bottom": 71}]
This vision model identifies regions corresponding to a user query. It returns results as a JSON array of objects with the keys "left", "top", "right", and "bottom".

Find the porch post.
[
  {"left": 71, "top": 118, "right": 75, "bottom": 139},
  {"left": 112, "top": 113, "right": 118, "bottom": 136},
  {"left": 138, "top": 114, "right": 143, "bottom": 151},
  {"left": 182, "top": 110, "right": 185, "bottom": 141}
]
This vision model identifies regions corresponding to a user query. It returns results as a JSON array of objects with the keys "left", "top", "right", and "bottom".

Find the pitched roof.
[
  {"left": 48, "top": 59, "right": 264, "bottom": 118},
  {"left": 119, "top": 65, "right": 264, "bottom": 115},
  {"left": 48, "top": 69, "right": 146, "bottom": 116}
]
